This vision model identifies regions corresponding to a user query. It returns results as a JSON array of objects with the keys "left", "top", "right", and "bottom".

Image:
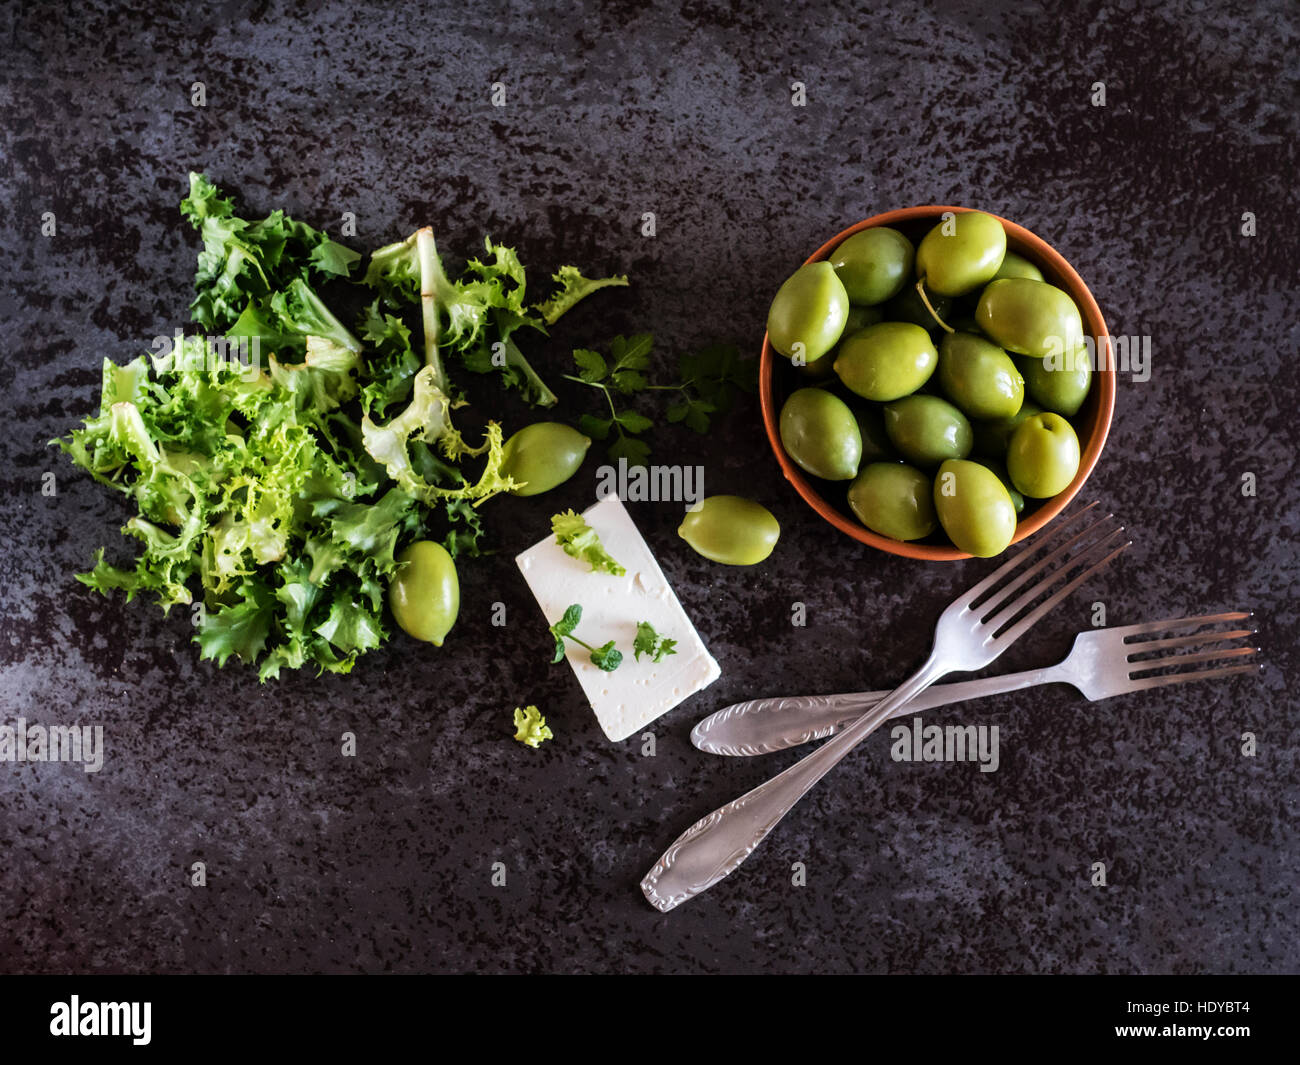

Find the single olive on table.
[
  {"left": 764, "top": 209, "right": 1098, "bottom": 558},
  {"left": 501, "top": 421, "right": 591, "bottom": 496},
  {"left": 678, "top": 495, "right": 781, "bottom": 566}
]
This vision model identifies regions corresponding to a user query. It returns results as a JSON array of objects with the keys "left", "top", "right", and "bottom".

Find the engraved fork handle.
[
  {"left": 641, "top": 655, "right": 946, "bottom": 912},
  {"left": 692, "top": 664, "right": 1064, "bottom": 756}
]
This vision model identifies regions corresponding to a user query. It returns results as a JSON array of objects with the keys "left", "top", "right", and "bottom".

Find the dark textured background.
[{"left": 1, "top": 0, "right": 1297, "bottom": 974}]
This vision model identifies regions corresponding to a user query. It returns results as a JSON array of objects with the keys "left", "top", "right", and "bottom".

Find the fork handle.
[
  {"left": 641, "top": 655, "right": 946, "bottom": 912},
  {"left": 692, "top": 664, "right": 1065, "bottom": 756}
]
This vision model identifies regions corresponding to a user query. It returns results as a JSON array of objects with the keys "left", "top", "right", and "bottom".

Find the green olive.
[
  {"left": 828, "top": 227, "right": 915, "bottom": 306},
  {"left": 975, "top": 278, "right": 1085, "bottom": 358},
  {"left": 972, "top": 456, "right": 1026, "bottom": 514},
  {"left": 389, "top": 541, "right": 460, "bottom": 646},
  {"left": 767, "top": 262, "right": 850, "bottom": 363},
  {"left": 937, "top": 331, "right": 1025, "bottom": 420},
  {"left": 799, "top": 307, "right": 882, "bottom": 380},
  {"left": 883, "top": 284, "right": 952, "bottom": 336},
  {"left": 992, "top": 251, "right": 1044, "bottom": 282},
  {"left": 847, "top": 462, "right": 937, "bottom": 541},
  {"left": 501, "top": 422, "right": 591, "bottom": 496},
  {"left": 882, "top": 394, "right": 973, "bottom": 468},
  {"left": 779, "top": 388, "right": 862, "bottom": 481},
  {"left": 678, "top": 495, "right": 780, "bottom": 566},
  {"left": 933, "top": 459, "right": 1018, "bottom": 557},
  {"left": 915, "top": 211, "right": 1008, "bottom": 297},
  {"left": 971, "top": 400, "right": 1043, "bottom": 457},
  {"left": 1017, "top": 352, "right": 1092, "bottom": 417},
  {"left": 833, "top": 322, "right": 938, "bottom": 402},
  {"left": 1006, "top": 413, "right": 1081, "bottom": 498}
]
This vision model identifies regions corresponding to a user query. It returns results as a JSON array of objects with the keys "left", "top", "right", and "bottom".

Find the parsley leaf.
[
  {"left": 633, "top": 621, "right": 678, "bottom": 664},
  {"left": 572, "top": 348, "right": 608, "bottom": 383},
  {"left": 564, "top": 336, "right": 755, "bottom": 465}
]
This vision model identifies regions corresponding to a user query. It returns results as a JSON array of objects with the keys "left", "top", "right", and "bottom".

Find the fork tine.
[
  {"left": 1129, "top": 645, "right": 1259, "bottom": 675},
  {"left": 989, "top": 540, "right": 1131, "bottom": 649},
  {"left": 983, "top": 522, "right": 1126, "bottom": 634},
  {"left": 972, "top": 511, "right": 1119, "bottom": 619},
  {"left": 1118, "top": 611, "right": 1253, "bottom": 640},
  {"left": 1126, "top": 629, "right": 1255, "bottom": 656},
  {"left": 1124, "top": 661, "right": 1262, "bottom": 692},
  {"left": 961, "top": 501, "right": 1100, "bottom": 606}
]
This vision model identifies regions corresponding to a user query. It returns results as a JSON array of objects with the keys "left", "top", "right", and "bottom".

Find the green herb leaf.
[
  {"left": 608, "top": 333, "right": 653, "bottom": 375},
  {"left": 666, "top": 397, "right": 717, "bottom": 434},
  {"left": 614, "top": 409, "right": 654, "bottom": 434},
  {"left": 577, "top": 413, "right": 613, "bottom": 441},
  {"left": 550, "top": 603, "right": 583, "bottom": 638},
  {"left": 589, "top": 641, "right": 623, "bottom": 672},
  {"left": 633, "top": 621, "right": 679, "bottom": 664},
  {"left": 608, "top": 433, "right": 651, "bottom": 467},
  {"left": 572, "top": 347, "right": 608, "bottom": 383}
]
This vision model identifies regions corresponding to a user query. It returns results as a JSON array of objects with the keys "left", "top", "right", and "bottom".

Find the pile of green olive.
[{"left": 766, "top": 211, "right": 1092, "bottom": 557}]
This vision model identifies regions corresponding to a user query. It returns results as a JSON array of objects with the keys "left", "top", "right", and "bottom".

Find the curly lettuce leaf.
[
  {"left": 533, "top": 265, "right": 629, "bottom": 326},
  {"left": 551, "top": 510, "right": 625, "bottom": 575},
  {"left": 513, "top": 705, "right": 553, "bottom": 748}
]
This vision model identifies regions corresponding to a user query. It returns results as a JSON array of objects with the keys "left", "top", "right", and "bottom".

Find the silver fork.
[
  {"left": 641, "top": 502, "right": 1130, "bottom": 912},
  {"left": 692, "top": 612, "right": 1261, "bottom": 756}
]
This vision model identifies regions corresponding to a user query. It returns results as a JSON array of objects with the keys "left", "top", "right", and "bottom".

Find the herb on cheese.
[
  {"left": 548, "top": 603, "right": 623, "bottom": 672},
  {"left": 633, "top": 621, "right": 678, "bottom": 664},
  {"left": 551, "top": 510, "right": 625, "bottom": 575}
]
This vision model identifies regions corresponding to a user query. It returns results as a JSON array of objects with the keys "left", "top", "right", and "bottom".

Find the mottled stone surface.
[{"left": 0, "top": 0, "right": 1296, "bottom": 974}]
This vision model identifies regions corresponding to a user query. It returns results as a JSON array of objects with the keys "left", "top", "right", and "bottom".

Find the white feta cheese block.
[{"left": 515, "top": 496, "right": 721, "bottom": 742}]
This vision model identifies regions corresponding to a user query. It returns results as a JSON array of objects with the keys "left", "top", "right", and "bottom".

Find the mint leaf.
[
  {"left": 589, "top": 641, "right": 623, "bottom": 672},
  {"left": 550, "top": 603, "right": 582, "bottom": 638}
]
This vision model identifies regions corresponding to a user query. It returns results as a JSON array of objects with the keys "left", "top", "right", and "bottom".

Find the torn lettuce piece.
[
  {"left": 513, "top": 705, "right": 553, "bottom": 748},
  {"left": 533, "top": 265, "right": 629, "bottom": 325},
  {"left": 360, "top": 365, "right": 518, "bottom": 506},
  {"left": 551, "top": 510, "right": 625, "bottom": 575}
]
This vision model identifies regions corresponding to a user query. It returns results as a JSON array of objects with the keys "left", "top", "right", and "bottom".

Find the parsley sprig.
[
  {"left": 563, "top": 335, "right": 755, "bottom": 466},
  {"left": 633, "top": 621, "right": 678, "bottom": 664}
]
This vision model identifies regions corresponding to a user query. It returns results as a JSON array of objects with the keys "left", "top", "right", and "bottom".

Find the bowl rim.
[{"left": 759, "top": 205, "right": 1116, "bottom": 561}]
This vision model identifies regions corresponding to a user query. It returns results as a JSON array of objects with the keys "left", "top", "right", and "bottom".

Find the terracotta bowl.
[{"left": 759, "top": 205, "right": 1115, "bottom": 561}]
